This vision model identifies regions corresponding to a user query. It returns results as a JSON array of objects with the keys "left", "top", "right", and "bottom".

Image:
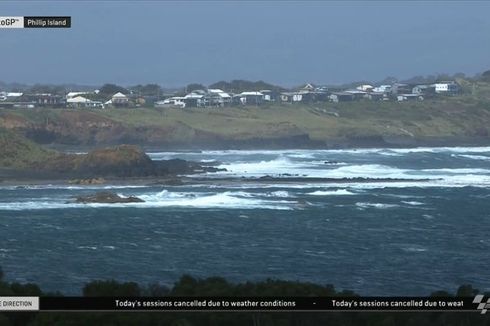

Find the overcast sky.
[{"left": 1, "top": 1, "right": 489, "bottom": 87}]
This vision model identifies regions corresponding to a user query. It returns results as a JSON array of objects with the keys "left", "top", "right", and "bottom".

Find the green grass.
[
  {"left": 0, "top": 128, "right": 55, "bottom": 168},
  {"left": 1, "top": 87, "right": 490, "bottom": 146}
]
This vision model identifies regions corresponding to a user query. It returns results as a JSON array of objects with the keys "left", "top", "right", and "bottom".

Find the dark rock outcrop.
[
  {"left": 40, "top": 145, "right": 223, "bottom": 178},
  {"left": 75, "top": 191, "right": 144, "bottom": 204}
]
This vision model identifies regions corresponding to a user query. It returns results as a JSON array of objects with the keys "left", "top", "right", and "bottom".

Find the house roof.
[
  {"left": 112, "top": 92, "right": 127, "bottom": 98},
  {"left": 217, "top": 92, "right": 231, "bottom": 98},
  {"left": 66, "top": 91, "right": 91, "bottom": 99},
  {"left": 240, "top": 91, "right": 263, "bottom": 96},
  {"left": 208, "top": 89, "right": 225, "bottom": 93},
  {"left": 6, "top": 92, "right": 23, "bottom": 97},
  {"left": 67, "top": 96, "right": 91, "bottom": 103},
  {"left": 345, "top": 90, "right": 367, "bottom": 95},
  {"left": 185, "top": 93, "right": 204, "bottom": 99},
  {"left": 331, "top": 92, "right": 355, "bottom": 96}
]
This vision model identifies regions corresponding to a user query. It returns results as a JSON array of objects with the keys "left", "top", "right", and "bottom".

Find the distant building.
[
  {"left": 0, "top": 92, "right": 23, "bottom": 101},
  {"left": 260, "top": 90, "right": 279, "bottom": 102},
  {"left": 66, "top": 91, "right": 91, "bottom": 100},
  {"left": 366, "top": 92, "right": 387, "bottom": 101},
  {"left": 344, "top": 90, "right": 367, "bottom": 100},
  {"left": 280, "top": 92, "right": 303, "bottom": 103},
  {"left": 356, "top": 84, "right": 374, "bottom": 92},
  {"left": 207, "top": 89, "right": 232, "bottom": 106},
  {"left": 397, "top": 94, "right": 424, "bottom": 102},
  {"left": 183, "top": 93, "right": 205, "bottom": 107},
  {"left": 432, "top": 81, "right": 461, "bottom": 94},
  {"left": 67, "top": 96, "right": 104, "bottom": 108},
  {"left": 391, "top": 83, "right": 413, "bottom": 95},
  {"left": 237, "top": 91, "right": 264, "bottom": 105},
  {"left": 412, "top": 85, "right": 436, "bottom": 96},
  {"left": 372, "top": 85, "right": 392, "bottom": 93},
  {"left": 329, "top": 92, "right": 355, "bottom": 102},
  {"left": 111, "top": 92, "right": 129, "bottom": 107},
  {"left": 155, "top": 97, "right": 186, "bottom": 108},
  {"left": 22, "top": 94, "right": 66, "bottom": 108},
  {"left": 300, "top": 83, "right": 316, "bottom": 92}
]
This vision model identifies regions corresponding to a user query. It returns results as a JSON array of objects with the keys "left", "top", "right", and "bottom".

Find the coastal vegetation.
[
  {"left": 0, "top": 267, "right": 488, "bottom": 326},
  {"left": 1, "top": 73, "right": 490, "bottom": 148},
  {"left": 1, "top": 91, "right": 490, "bottom": 149},
  {"left": 0, "top": 131, "right": 218, "bottom": 180}
]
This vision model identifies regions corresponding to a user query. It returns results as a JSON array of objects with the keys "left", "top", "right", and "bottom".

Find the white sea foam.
[
  {"left": 216, "top": 156, "right": 300, "bottom": 176},
  {"left": 287, "top": 153, "right": 316, "bottom": 159},
  {"left": 0, "top": 190, "right": 296, "bottom": 210},
  {"left": 268, "top": 190, "right": 291, "bottom": 198},
  {"left": 452, "top": 154, "right": 490, "bottom": 161},
  {"left": 307, "top": 189, "right": 355, "bottom": 196},
  {"left": 0, "top": 185, "right": 148, "bottom": 191},
  {"left": 401, "top": 201, "right": 424, "bottom": 206},
  {"left": 401, "top": 246, "right": 428, "bottom": 253},
  {"left": 356, "top": 202, "right": 399, "bottom": 209}
]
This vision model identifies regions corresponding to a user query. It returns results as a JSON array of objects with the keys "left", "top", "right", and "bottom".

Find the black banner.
[
  {"left": 23, "top": 16, "right": 71, "bottom": 28},
  {"left": 37, "top": 297, "right": 484, "bottom": 312}
]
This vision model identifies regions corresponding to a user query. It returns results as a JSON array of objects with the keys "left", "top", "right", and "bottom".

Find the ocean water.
[{"left": 1, "top": 147, "right": 490, "bottom": 295}]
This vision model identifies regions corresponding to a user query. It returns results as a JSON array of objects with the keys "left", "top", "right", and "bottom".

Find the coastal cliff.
[
  {"left": 1, "top": 96, "right": 490, "bottom": 149},
  {"left": 0, "top": 129, "right": 218, "bottom": 180}
]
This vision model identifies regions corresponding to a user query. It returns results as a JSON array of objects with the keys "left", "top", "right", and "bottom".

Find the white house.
[
  {"left": 0, "top": 92, "right": 23, "bottom": 101},
  {"left": 208, "top": 89, "right": 232, "bottom": 105},
  {"left": 432, "top": 82, "right": 461, "bottom": 94},
  {"left": 67, "top": 96, "right": 104, "bottom": 108},
  {"left": 238, "top": 91, "right": 264, "bottom": 105},
  {"left": 281, "top": 92, "right": 304, "bottom": 102},
  {"left": 66, "top": 91, "right": 91, "bottom": 99},
  {"left": 155, "top": 97, "right": 186, "bottom": 108},
  {"left": 356, "top": 84, "right": 374, "bottom": 92},
  {"left": 184, "top": 93, "right": 205, "bottom": 107},
  {"left": 372, "top": 85, "right": 392, "bottom": 93},
  {"left": 111, "top": 92, "right": 129, "bottom": 107}
]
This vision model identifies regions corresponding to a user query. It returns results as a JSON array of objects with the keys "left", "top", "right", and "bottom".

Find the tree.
[
  {"left": 99, "top": 84, "right": 128, "bottom": 96},
  {"left": 481, "top": 70, "right": 490, "bottom": 82},
  {"left": 28, "top": 84, "right": 66, "bottom": 95},
  {"left": 83, "top": 280, "right": 141, "bottom": 296},
  {"left": 208, "top": 80, "right": 285, "bottom": 93},
  {"left": 130, "top": 84, "right": 162, "bottom": 96},
  {"left": 185, "top": 83, "right": 206, "bottom": 92}
]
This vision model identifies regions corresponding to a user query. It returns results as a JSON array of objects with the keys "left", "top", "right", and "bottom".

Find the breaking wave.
[
  {"left": 0, "top": 190, "right": 296, "bottom": 211},
  {"left": 307, "top": 189, "right": 355, "bottom": 196}
]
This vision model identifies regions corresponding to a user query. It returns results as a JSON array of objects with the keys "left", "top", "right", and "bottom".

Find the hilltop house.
[
  {"left": 432, "top": 81, "right": 461, "bottom": 94},
  {"left": 236, "top": 91, "right": 264, "bottom": 105},
  {"left": 66, "top": 91, "right": 92, "bottom": 100},
  {"left": 412, "top": 85, "right": 436, "bottom": 96},
  {"left": 155, "top": 97, "right": 186, "bottom": 108},
  {"left": 207, "top": 89, "right": 232, "bottom": 106},
  {"left": 365, "top": 92, "right": 387, "bottom": 101},
  {"left": 67, "top": 96, "right": 104, "bottom": 108},
  {"left": 372, "top": 85, "right": 392, "bottom": 93},
  {"left": 280, "top": 92, "right": 304, "bottom": 103},
  {"left": 0, "top": 92, "right": 23, "bottom": 101},
  {"left": 183, "top": 92, "right": 205, "bottom": 107},
  {"left": 111, "top": 92, "right": 129, "bottom": 107},
  {"left": 344, "top": 90, "right": 366, "bottom": 100},
  {"left": 391, "top": 83, "right": 413, "bottom": 95},
  {"left": 329, "top": 92, "right": 355, "bottom": 102},
  {"left": 260, "top": 90, "right": 279, "bottom": 102},
  {"left": 356, "top": 84, "right": 374, "bottom": 92},
  {"left": 21, "top": 94, "right": 66, "bottom": 108}
]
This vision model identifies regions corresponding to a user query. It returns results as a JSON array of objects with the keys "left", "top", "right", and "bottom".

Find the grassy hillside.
[
  {"left": 0, "top": 128, "right": 55, "bottom": 169},
  {"left": 1, "top": 85, "right": 490, "bottom": 148}
]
